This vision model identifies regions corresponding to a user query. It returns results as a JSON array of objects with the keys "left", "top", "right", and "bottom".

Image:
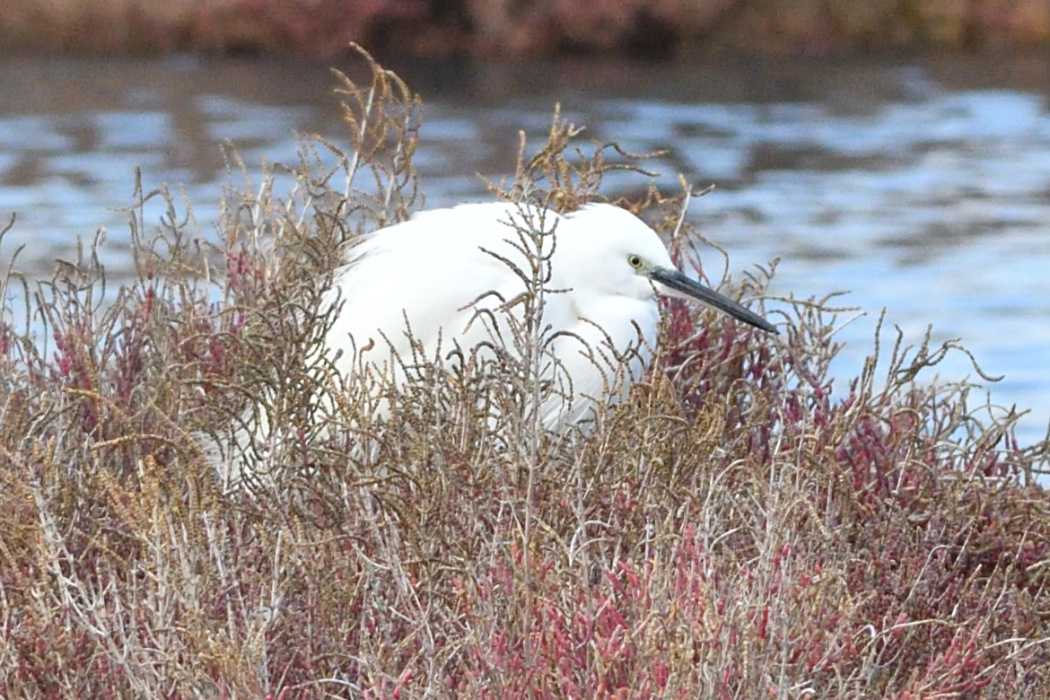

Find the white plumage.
[{"left": 221, "top": 201, "right": 774, "bottom": 484}]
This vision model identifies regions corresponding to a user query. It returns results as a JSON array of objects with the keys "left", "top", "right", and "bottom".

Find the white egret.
[{"left": 221, "top": 201, "right": 774, "bottom": 483}]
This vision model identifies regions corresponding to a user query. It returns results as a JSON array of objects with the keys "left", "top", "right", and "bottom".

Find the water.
[{"left": 1, "top": 53, "right": 1048, "bottom": 447}]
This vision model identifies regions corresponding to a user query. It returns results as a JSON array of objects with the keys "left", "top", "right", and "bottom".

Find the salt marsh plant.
[{"left": 1, "top": 49, "right": 1049, "bottom": 698}]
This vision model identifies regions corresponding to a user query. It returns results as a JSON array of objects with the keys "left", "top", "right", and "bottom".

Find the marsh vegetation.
[{"left": 1, "top": 52, "right": 1048, "bottom": 697}]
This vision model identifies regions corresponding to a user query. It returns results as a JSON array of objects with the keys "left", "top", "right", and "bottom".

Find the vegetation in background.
[
  {"left": 1, "top": 0, "right": 1049, "bottom": 58},
  {"left": 1, "top": 48, "right": 1049, "bottom": 698}
]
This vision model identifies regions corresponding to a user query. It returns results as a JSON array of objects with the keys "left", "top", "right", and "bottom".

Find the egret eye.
[{"left": 627, "top": 254, "right": 644, "bottom": 269}]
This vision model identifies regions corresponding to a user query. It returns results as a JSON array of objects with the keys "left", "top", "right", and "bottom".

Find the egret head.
[{"left": 565, "top": 204, "right": 777, "bottom": 334}]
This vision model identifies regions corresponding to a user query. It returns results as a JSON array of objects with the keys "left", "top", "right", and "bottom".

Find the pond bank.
[{"left": 2, "top": 0, "right": 1050, "bottom": 59}]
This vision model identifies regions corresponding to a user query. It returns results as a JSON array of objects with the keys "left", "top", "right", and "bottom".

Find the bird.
[{"left": 218, "top": 201, "right": 775, "bottom": 485}]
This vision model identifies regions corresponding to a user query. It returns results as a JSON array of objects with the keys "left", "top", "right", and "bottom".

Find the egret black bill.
[{"left": 650, "top": 267, "right": 777, "bottom": 334}]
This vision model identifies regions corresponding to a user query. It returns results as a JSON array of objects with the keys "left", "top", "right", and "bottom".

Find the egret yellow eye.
[{"left": 628, "top": 254, "right": 644, "bottom": 269}]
